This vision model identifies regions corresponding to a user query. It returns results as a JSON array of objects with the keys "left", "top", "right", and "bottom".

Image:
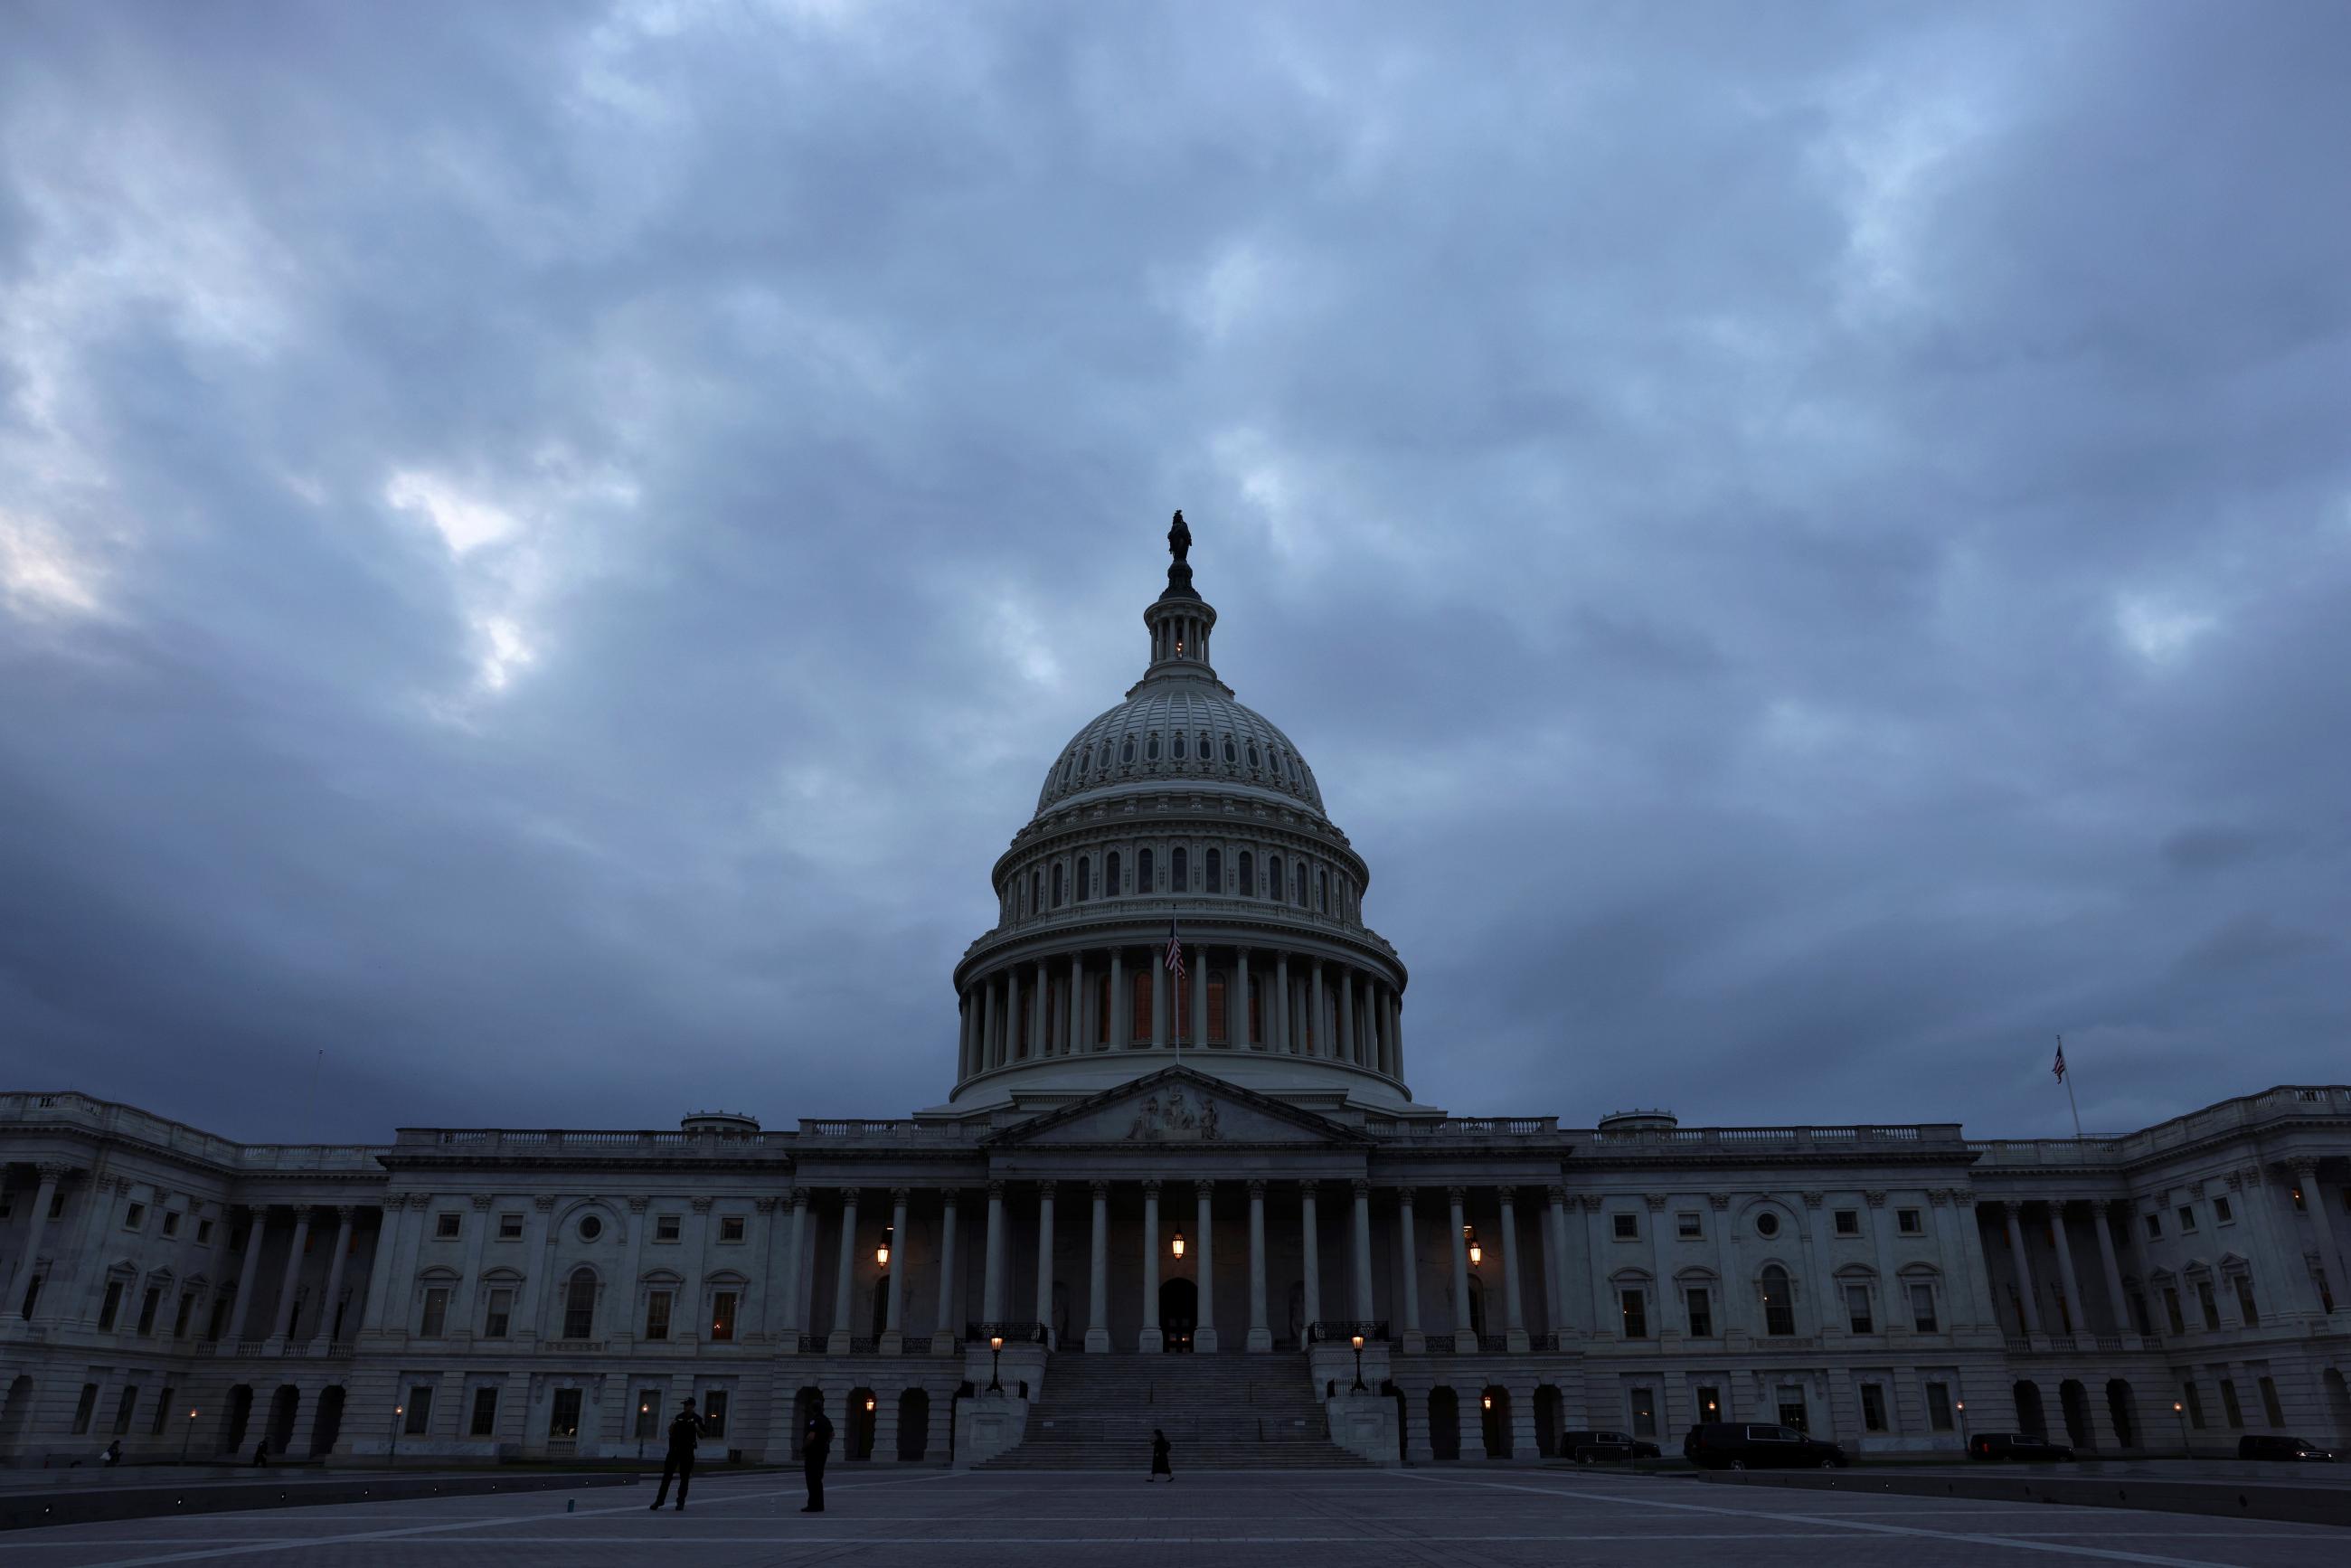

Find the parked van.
[{"left": 1682, "top": 1422, "right": 1848, "bottom": 1469}]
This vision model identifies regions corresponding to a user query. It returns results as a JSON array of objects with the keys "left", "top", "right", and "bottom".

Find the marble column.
[
  {"left": 1449, "top": 1186, "right": 1478, "bottom": 1352},
  {"left": 1308, "top": 959, "right": 1325, "bottom": 1055},
  {"left": 355, "top": 1203, "right": 401, "bottom": 1336},
  {"left": 828, "top": 1188, "right": 859, "bottom": 1353},
  {"left": 1193, "top": 942, "right": 1209, "bottom": 1048},
  {"left": 883, "top": 1188, "right": 911, "bottom": 1346},
  {"left": 1398, "top": 1187, "right": 1423, "bottom": 1346},
  {"left": 2047, "top": 1201, "right": 2087, "bottom": 1336},
  {"left": 1067, "top": 954, "right": 1083, "bottom": 1053},
  {"left": 980, "top": 978, "right": 998, "bottom": 1070},
  {"left": 1246, "top": 1179, "right": 1271, "bottom": 1351},
  {"left": 1109, "top": 949, "right": 1126, "bottom": 1048},
  {"left": 223, "top": 1207, "right": 269, "bottom": 1340},
  {"left": 1497, "top": 1186, "right": 1528, "bottom": 1351},
  {"left": 780, "top": 1189, "right": 809, "bottom": 1341},
  {"left": 982, "top": 1181, "right": 1006, "bottom": 1323},
  {"left": 1389, "top": 993, "right": 1404, "bottom": 1079},
  {"left": 957, "top": 993, "right": 972, "bottom": 1078},
  {"left": 11, "top": 1166, "right": 66, "bottom": 1317},
  {"left": 269, "top": 1207, "right": 312, "bottom": 1341},
  {"left": 1299, "top": 1181, "right": 1323, "bottom": 1331},
  {"left": 1950, "top": 1192, "right": 2001, "bottom": 1328},
  {"left": 1032, "top": 959, "right": 1048, "bottom": 1058},
  {"left": 2292, "top": 1160, "right": 2347, "bottom": 1315},
  {"left": 1034, "top": 1182, "right": 1057, "bottom": 1344},
  {"left": 1585, "top": 1195, "right": 1613, "bottom": 1337},
  {"left": 1193, "top": 1180, "right": 1218, "bottom": 1352},
  {"left": 1338, "top": 965, "right": 1355, "bottom": 1063},
  {"left": 2002, "top": 1201, "right": 2043, "bottom": 1335},
  {"left": 931, "top": 1189, "right": 959, "bottom": 1352},
  {"left": 1237, "top": 949, "right": 1254, "bottom": 1049},
  {"left": 1150, "top": 949, "right": 1167, "bottom": 1049},
  {"left": 1367, "top": 982, "right": 1385, "bottom": 1073},
  {"left": 1351, "top": 1179, "right": 1375, "bottom": 1321},
  {"left": 1006, "top": 967, "right": 1024, "bottom": 1062},
  {"left": 314, "top": 1206, "right": 354, "bottom": 1346},
  {"left": 1139, "top": 1179, "right": 1163, "bottom": 1352},
  {"left": 1544, "top": 1186, "right": 1570, "bottom": 1337},
  {"left": 1086, "top": 1181, "right": 1110, "bottom": 1352}
]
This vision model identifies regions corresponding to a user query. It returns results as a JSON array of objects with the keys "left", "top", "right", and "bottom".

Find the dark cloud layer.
[{"left": 2, "top": 1, "right": 2346, "bottom": 1143}]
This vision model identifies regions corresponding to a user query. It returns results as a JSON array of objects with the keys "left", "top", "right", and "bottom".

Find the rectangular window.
[
  {"left": 1619, "top": 1289, "right": 1648, "bottom": 1339},
  {"left": 645, "top": 1290, "right": 673, "bottom": 1341},
  {"left": 656, "top": 1215, "right": 682, "bottom": 1242},
  {"left": 1834, "top": 1209, "right": 1860, "bottom": 1237},
  {"left": 405, "top": 1387, "right": 433, "bottom": 1435},
  {"left": 2130, "top": 1292, "right": 2150, "bottom": 1336},
  {"left": 137, "top": 1286, "right": 162, "bottom": 1336},
  {"left": 162, "top": 1211, "right": 181, "bottom": 1237},
  {"left": 1695, "top": 1384, "right": 1723, "bottom": 1423},
  {"left": 71, "top": 1384, "right": 99, "bottom": 1435},
  {"left": 719, "top": 1215, "right": 745, "bottom": 1243},
  {"left": 2258, "top": 1375, "right": 2284, "bottom": 1427},
  {"left": 420, "top": 1287, "right": 448, "bottom": 1338},
  {"left": 1629, "top": 1387, "right": 1657, "bottom": 1439},
  {"left": 2233, "top": 1275, "right": 2259, "bottom": 1328},
  {"left": 150, "top": 1388, "right": 175, "bottom": 1437},
  {"left": 1685, "top": 1287, "right": 1712, "bottom": 1337},
  {"left": 124, "top": 1202, "right": 146, "bottom": 1231},
  {"left": 1925, "top": 1382, "right": 1953, "bottom": 1431},
  {"left": 2165, "top": 1287, "right": 2186, "bottom": 1336},
  {"left": 2182, "top": 1383, "right": 2205, "bottom": 1429},
  {"left": 98, "top": 1280, "right": 124, "bottom": 1331},
  {"left": 548, "top": 1388, "right": 581, "bottom": 1439},
  {"left": 484, "top": 1288, "right": 513, "bottom": 1339},
  {"left": 2176, "top": 1205, "right": 2196, "bottom": 1233},
  {"left": 703, "top": 1389, "right": 729, "bottom": 1439},
  {"left": 112, "top": 1385, "right": 139, "bottom": 1435},
  {"left": 2219, "top": 1379, "right": 2244, "bottom": 1428},
  {"left": 636, "top": 1388, "right": 661, "bottom": 1439},
  {"left": 1860, "top": 1384, "right": 1887, "bottom": 1431},
  {"left": 434, "top": 1212, "right": 461, "bottom": 1240},
  {"left": 1910, "top": 1281, "right": 1939, "bottom": 1332},
  {"left": 175, "top": 1291, "right": 196, "bottom": 1338},
  {"left": 1612, "top": 1213, "right": 1638, "bottom": 1241},
  {"left": 1676, "top": 1212, "right": 1702, "bottom": 1239},
  {"left": 469, "top": 1386, "right": 499, "bottom": 1437},
  {"left": 1896, "top": 1208, "right": 1922, "bottom": 1235},
  {"left": 1846, "top": 1284, "right": 1873, "bottom": 1334},
  {"left": 196, "top": 1218, "right": 213, "bottom": 1244},
  {"left": 2146, "top": 1211, "right": 2163, "bottom": 1239},
  {"left": 497, "top": 1213, "right": 524, "bottom": 1241},
  {"left": 710, "top": 1291, "right": 739, "bottom": 1342},
  {"left": 2196, "top": 1280, "right": 2219, "bottom": 1330},
  {"left": 2214, "top": 1196, "right": 2233, "bottom": 1224}
]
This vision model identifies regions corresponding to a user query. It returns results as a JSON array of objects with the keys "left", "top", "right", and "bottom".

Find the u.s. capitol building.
[{"left": 4, "top": 519, "right": 2347, "bottom": 1468}]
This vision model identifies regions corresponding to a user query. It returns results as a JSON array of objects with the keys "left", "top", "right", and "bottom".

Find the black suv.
[
  {"left": 2238, "top": 1434, "right": 2339, "bottom": 1461},
  {"left": 1683, "top": 1422, "right": 1849, "bottom": 1469},
  {"left": 1968, "top": 1431, "right": 2075, "bottom": 1461}
]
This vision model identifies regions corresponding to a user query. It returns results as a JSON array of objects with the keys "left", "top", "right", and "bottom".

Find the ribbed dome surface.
[{"left": 1035, "top": 679, "right": 1325, "bottom": 817}]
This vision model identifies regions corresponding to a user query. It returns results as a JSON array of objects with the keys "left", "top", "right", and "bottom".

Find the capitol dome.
[{"left": 948, "top": 512, "right": 1412, "bottom": 1112}]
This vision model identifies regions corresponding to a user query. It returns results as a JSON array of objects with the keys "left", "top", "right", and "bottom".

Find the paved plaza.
[{"left": 0, "top": 1469, "right": 2346, "bottom": 1567}]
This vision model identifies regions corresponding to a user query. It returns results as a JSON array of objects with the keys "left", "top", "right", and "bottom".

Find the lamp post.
[
  {"left": 390, "top": 1404, "right": 403, "bottom": 1464},
  {"left": 1350, "top": 1333, "right": 1367, "bottom": 1393},
  {"left": 1956, "top": 1399, "right": 1968, "bottom": 1455},
  {"left": 988, "top": 1334, "right": 1005, "bottom": 1393},
  {"left": 637, "top": 1400, "right": 650, "bottom": 1463},
  {"left": 181, "top": 1407, "right": 198, "bottom": 1464},
  {"left": 2173, "top": 1399, "right": 2188, "bottom": 1459}
]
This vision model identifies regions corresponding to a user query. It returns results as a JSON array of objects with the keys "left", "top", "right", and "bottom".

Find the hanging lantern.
[
  {"left": 865, "top": 1395, "right": 877, "bottom": 1412},
  {"left": 1464, "top": 1223, "right": 1482, "bottom": 1266},
  {"left": 1481, "top": 1393, "right": 1494, "bottom": 1411},
  {"left": 1172, "top": 1228, "right": 1186, "bottom": 1259},
  {"left": 876, "top": 1223, "right": 894, "bottom": 1270}
]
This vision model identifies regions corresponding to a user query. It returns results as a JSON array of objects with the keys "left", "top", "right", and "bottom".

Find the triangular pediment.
[{"left": 986, "top": 1067, "right": 1368, "bottom": 1148}]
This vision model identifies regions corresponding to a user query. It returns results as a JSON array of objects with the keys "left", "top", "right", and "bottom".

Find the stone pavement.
[{"left": 0, "top": 1467, "right": 2346, "bottom": 1566}]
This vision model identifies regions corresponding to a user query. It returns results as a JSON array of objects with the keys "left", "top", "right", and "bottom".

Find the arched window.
[
  {"left": 1316, "top": 869, "right": 1327, "bottom": 912},
  {"left": 1107, "top": 850, "right": 1122, "bottom": 896},
  {"left": 1761, "top": 1265, "right": 1796, "bottom": 1337},
  {"left": 1247, "top": 741, "right": 1260, "bottom": 770},
  {"left": 1075, "top": 855, "right": 1091, "bottom": 903},
  {"left": 1060, "top": 754, "right": 1072, "bottom": 787},
  {"left": 1267, "top": 855, "right": 1281, "bottom": 901},
  {"left": 1138, "top": 846, "right": 1155, "bottom": 892},
  {"left": 1173, "top": 731, "right": 1186, "bottom": 760},
  {"left": 562, "top": 1268, "right": 596, "bottom": 1339},
  {"left": 1147, "top": 732, "right": 1161, "bottom": 761},
  {"left": 1294, "top": 864, "right": 1307, "bottom": 905},
  {"left": 1121, "top": 736, "right": 1136, "bottom": 765},
  {"left": 1031, "top": 870, "right": 1043, "bottom": 916},
  {"left": 1238, "top": 850, "right": 1253, "bottom": 898},
  {"left": 1207, "top": 970, "right": 1228, "bottom": 1044},
  {"left": 1197, "top": 731, "right": 1210, "bottom": 761},
  {"left": 1223, "top": 736, "right": 1236, "bottom": 764},
  {"left": 1172, "top": 846, "right": 1188, "bottom": 892},
  {"left": 1130, "top": 968, "right": 1152, "bottom": 1044},
  {"left": 1205, "top": 847, "right": 1222, "bottom": 892},
  {"left": 1080, "top": 744, "right": 1091, "bottom": 773},
  {"left": 1050, "top": 863, "right": 1063, "bottom": 908}
]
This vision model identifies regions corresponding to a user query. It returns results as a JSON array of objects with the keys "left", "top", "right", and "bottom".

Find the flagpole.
[{"left": 2059, "top": 1034, "right": 2082, "bottom": 1139}]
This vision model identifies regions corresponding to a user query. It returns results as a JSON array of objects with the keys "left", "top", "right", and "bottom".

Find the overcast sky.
[{"left": 2, "top": 2, "right": 2346, "bottom": 1146}]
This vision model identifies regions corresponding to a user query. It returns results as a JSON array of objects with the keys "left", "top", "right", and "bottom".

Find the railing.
[
  {"left": 542, "top": 1339, "right": 604, "bottom": 1353},
  {"left": 1590, "top": 1123, "right": 1964, "bottom": 1149},
  {"left": 797, "top": 1334, "right": 826, "bottom": 1354},
  {"left": 798, "top": 1119, "right": 972, "bottom": 1140},
  {"left": 397, "top": 1127, "right": 775, "bottom": 1156},
  {"left": 1526, "top": 1331, "right": 1562, "bottom": 1353},
  {"left": 847, "top": 1337, "right": 880, "bottom": 1355},
  {"left": 964, "top": 1321, "right": 1051, "bottom": 1346},
  {"left": 1307, "top": 1320, "right": 1390, "bottom": 1344},
  {"left": 899, "top": 1337, "right": 936, "bottom": 1355},
  {"left": 2093, "top": 1335, "right": 2125, "bottom": 1351},
  {"left": 1419, "top": 1334, "right": 1456, "bottom": 1354},
  {"left": 1964, "top": 1085, "right": 2351, "bottom": 1165},
  {"left": 2044, "top": 1334, "right": 2077, "bottom": 1353},
  {"left": 2005, "top": 1336, "right": 2034, "bottom": 1353}
]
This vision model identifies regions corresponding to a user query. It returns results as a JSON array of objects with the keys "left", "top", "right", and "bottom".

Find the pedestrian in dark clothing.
[
  {"left": 250, "top": 1440, "right": 268, "bottom": 1468},
  {"left": 801, "top": 1405, "right": 835, "bottom": 1513},
  {"left": 101, "top": 1440, "right": 123, "bottom": 1467},
  {"left": 1148, "top": 1428, "right": 1172, "bottom": 1481},
  {"left": 649, "top": 1399, "right": 703, "bottom": 1511}
]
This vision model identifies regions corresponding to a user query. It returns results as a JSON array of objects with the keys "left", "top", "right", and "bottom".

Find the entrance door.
[{"left": 1160, "top": 1279, "right": 1198, "bottom": 1353}]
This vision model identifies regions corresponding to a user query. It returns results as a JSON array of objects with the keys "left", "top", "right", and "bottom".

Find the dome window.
[
  {"left": 1267, "top": 854, "right": 1281, "bottom": 900},
  {"left": 1138, "top": 846, "right": 1155, "bottom": 892},
  {"left": 1246, "top": 741, "right": 1260, "bottom": 770},
  {"left": 1223, "top": 735, "right": 1236, "bottom": 764},
  {"left": 1238, "top": 850, "right": 1253, "bottom": 898},
  {"left": 1316, "top": 869, "right": 1327, "bottom": 912},
  {"left": 1172, "top": 732, "right": 1185, "bottom": 761},
  {"left": 1032, "top": 870, "right": 1043, "bottom": 915},
  {"left": 1172, "top": 845, "right": 1188, "bottom": 892},
  {"left": 1060, "top": 755, "right": 1073, "bottom": 787},
  {"left": 1051, "top": 863, "right": 1064, "bottom": 908},
  {"left": 1075, "top": 855, "right": 1091, "bottom": 902},
  {"left": 1146, "top": 732, "right": 1160, "bottom": 761},
  {"left": 1080, "top": 744, "right": 1091, "bottom": 773},
  {"left": 1107, "top": 850, "right": 1122, "bottom": 896},
  {"left": 1121, "top": 737, "right": 1136, "bottom": 766},
  {"left": 1293, "top": 863, "right": 1307, "bottom": 906}
]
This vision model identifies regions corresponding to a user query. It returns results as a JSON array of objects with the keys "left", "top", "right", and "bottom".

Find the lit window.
[
  {"left": 703, "top": 1389, "right": 730, "bottom": 1439},
  {"left": 1761, "top": 1266, "right": 1795, "bottom": 1336},
  {"left": 711, "top": 1291, "right": 739, "bottom": 1342},
  {"left": 1619, "top": 1289, "right": 1648, "bottom": 1338},
  {"left": 420, "top": 1287, "right": 449, "bottom": 1337},
  {"left": 548, "top": 1388, "right": 581, "bottom": 1439},
  {"left": 1629, "top": 1387, "right": 1657, "bottom": 1438}
]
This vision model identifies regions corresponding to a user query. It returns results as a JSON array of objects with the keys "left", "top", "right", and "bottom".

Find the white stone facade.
[{"left": 4, "top": 522, "right": 2347, "bottom": 1466}]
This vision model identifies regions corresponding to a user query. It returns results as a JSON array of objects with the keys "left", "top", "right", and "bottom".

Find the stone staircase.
[{"left": 977, "top": 1352, "right": 1372, "bottom": 1469}]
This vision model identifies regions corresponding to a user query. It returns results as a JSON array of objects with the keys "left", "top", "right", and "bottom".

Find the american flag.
[
  {"left": 1165, "top": 921, "right": 1185, "bottom": 987},
  {"left": 2052, "top": 1037, "right": 2067, "bottom": 1082}
]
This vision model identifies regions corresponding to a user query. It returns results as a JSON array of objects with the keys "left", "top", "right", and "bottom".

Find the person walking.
[
  {"left": 1147, "top": 1427, "right": 1173, "bottom": 1482},
  {"left": 648, "top": 1398, "right": 703, "bottom": 1511},
  {"left": 101, "top": 1439, "right": 123, "bottom": 1467},
  {"left": 250, "top": 1440, "right": 268, "bottom": 1468},
  {"left": 801, "top": 1401, "right": 835, "bottom": 1513}
]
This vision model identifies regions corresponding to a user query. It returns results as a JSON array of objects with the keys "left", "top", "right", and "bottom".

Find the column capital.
[
  {"left": 533, "top": 1194, "right": 557, "bottom": 1212},
  {"left": 1194, "top": 1179, "right": 1215, "bottom": 1200},
  {"left": 1141, "top": 1178, "right": 1161, "bottom": 1198},
  {"left": 1395, "top": 1185, "right": 1416, "bottom": 1206},
  {"left": 1642, "top": 1194, "right": 1666, "bottom": 1211},
  {"left": 939, "top": 1187, "right": 959, "bottom": 1209},
  {"left": 1546, "top": 1185, "right": 1567, "bottom": 1204},
  {"left": 1351, "top": 1178, "right": 1371, "bottom": 1199},
  {"left": 1708, "top": 1192, "right": 1731, "bottom": 1210},
  {"left": 1496, "top": 1185, "right": 1515, "bottom": 1203},
  {"left": 469, "top": 1195, "right": 495, "bottom": 1211},
  {"left": 1864, "top": 1190, "right": 1887, "bottom": 1207},
  {"left": 1247, "top": 1178, "right": 1266, "bottom": 1198},
  {"left": 987, "top": 1179, "right": 1006, "bottom": 1200},
  {"left": 1926, "top": 1187, "right": 1952, "bottom": 1206},
  {"left": 1298, "top": 1178, "right": 1317, "bottom": 1197},
  {"left": 890, "top": 1186, "right": 911, "bottom": 1204},
  {"left": 754, "top": 1195, "right": 779, "bottom": 1214},
  {"left": 1447, "top": 1185, "right": 1468, "bottom": 1205},
  {"left": 1579, "top": 1194, "right": 1604, "bottom": 1213},
  {"left": 334, "top": 1204, "right": 357, "bottom": 1222},
  {"left": 1035, "top": 1181, "right": 1058, "bottom": 1201},
  {"left": 33, "top": 1159, "right": 74, "bottom": 1182},
  {"left": 1091, "top": 1179, "right": 1110, "bottom": 1200},
  {"left": 2224, "top": 1171, "right": 2244, "bottom": 1192},
  {"left": 1800, "top": 1190, "right": 1824, "bottom": 1209},
  {"left": 1954, "top": 1190, "right": 1978, "bottom": 1208},
  {"left": 2288, "top": 1157, "right": 2321, "bottom": 1176}
]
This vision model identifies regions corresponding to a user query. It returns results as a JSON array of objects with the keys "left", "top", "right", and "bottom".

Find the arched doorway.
[
  {"left": 2323, "top": 1367, "right": 2351, "bottom": 1446},
  {"left": 309, "top": 1386, "right": 345, "bottom": 1457},
  {"left": 1480, "top": 1386, "right": 1512, "bottom": 1459},
  {"left": 2059, "top": 1379, "right": 2093, "bottom": 1451},
  {"left": 790, "top": 1387, "right": 824, "bottom": 1461},
  {"left": 1429, "top": 1386, "right": 1460, "bottom": 1460},
  {"left": 2013, "top": 1380, "right": 2046, "bottom": 1439},
  {"left": 0, "top": 1376, "right": 33, "bottom": 1459},
  {"left": 267, "top": 1386, "right": 300, "bottom": 1454},
  {"left": 846, "top": 1388, "right": 876, "bottom": 1460},
  {"left": 2106, "top": 1379, "right": 2138, "bottom": 1450},
  {"left": 1468, "top": 1277, "right": 1487, "bottom": 1342},
  {"left": 221, "top": 1384, "right": 253, "bottom": 1453},
  {"left": 897, "top": 1389, "right": 930, "bottom": 1460},
  {"left": 1534, "top": 1385, "right": 1563, "bottom": 1458},
  {"left": 1160, "top": 1278, "right": 1198, "bottom": 1353}
]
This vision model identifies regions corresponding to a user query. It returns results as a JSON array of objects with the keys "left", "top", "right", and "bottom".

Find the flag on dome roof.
[{"left": 2052, "top": 1037, "right": 2067, "bottom": 1082}]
